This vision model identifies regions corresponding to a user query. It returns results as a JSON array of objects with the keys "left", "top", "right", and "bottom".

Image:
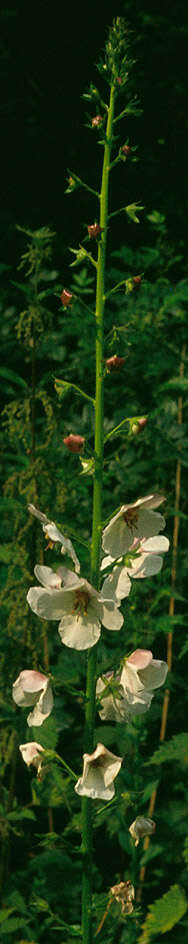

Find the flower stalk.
[{"left": 81, "top": 83, "right": 116, "bottom": 944}]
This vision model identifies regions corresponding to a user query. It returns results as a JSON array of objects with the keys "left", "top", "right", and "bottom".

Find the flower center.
[
  {"left": 74, "top": 589, "right": 90, "bottom": 616},
  {"left": 91, "top": 757, "right": 104, "bottom": 769},
  {"left": 44, "top": 532, "right": 55, "bottom": 551},
  {"left": 123, "top": 509, "right": 138, "bottom": 530}
]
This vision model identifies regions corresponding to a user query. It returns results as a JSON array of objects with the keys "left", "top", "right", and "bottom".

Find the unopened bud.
[
  {"left": 87, "top": 223, "right": 103, "bottom": 239},
  {"left": 91, "top": 115, "right": 103, "bottom": 129},
  {"left": 60, "top": 289, "right": 73, "bottom": 307},
  {"left": 120, "top": 144, "right": 131, "bottom": 159},
  {"left": 63, "top": 434, "right": 85, "bottom": 454},
  {"left": 129, "top": 817, "right": 156, "bottom": 847},
  {"left": 132, "top": 416, "right": 148, "bottom": 435},
  {"left": 133, "top": 275, "right": 142, "bottom": 289},
  {"left": 105, "top": 355, "right": 125, "bottom": 371}
]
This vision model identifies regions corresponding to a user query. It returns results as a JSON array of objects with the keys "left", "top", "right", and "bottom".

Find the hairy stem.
[{"left": 81, "top": 83, "right": 116, "bottom": 944}]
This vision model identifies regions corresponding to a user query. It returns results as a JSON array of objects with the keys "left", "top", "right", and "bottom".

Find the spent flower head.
[
  {"left": 129, "top": 816, "right": 156, "bottom": 846},
  {"left": 111, "top": 880, "right": 135, "bottom": 914},
  {"left": 87, "top": 223, "right": 103, "bottom": 240},
  {"left": 60, "top": 289, "right": 73, "bottom": 307}
]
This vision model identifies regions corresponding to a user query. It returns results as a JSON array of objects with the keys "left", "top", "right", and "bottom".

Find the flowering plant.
[{"left": 13, "top": 19, "right": 171, "bottom": 944}]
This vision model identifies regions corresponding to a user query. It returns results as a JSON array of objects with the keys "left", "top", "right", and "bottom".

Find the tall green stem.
[{"left": 81, "top": 83, "right": 116, "bottom": 944}]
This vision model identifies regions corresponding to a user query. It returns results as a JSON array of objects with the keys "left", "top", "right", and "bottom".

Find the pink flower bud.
[
  {"left": 133, "top": 275, "right": 142, "bottom": 289},
  {"left": 132, "top": 416, "right": 148, "bottom": 435},
  {"left": 91, "top": 115, "right": 103, "bottom": 128},
  {"left": 120, "top": 144, "right": 131, "bottom": 157},
  {"left": 87, "top": 223, "right": 103, "bottom": 239},
  {"left": 60, "top": 289, "right": 73, "bottom": 307},
  {"left": 63, "top": 434, "right": 85, "bottom": 453},
  {"left": 105, "top": 355, "right": 125, "bottom": 371}
]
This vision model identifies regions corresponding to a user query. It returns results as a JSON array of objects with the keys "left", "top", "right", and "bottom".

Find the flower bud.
[
  {"left": 63, "top": 434, "right": 85, "bottom": 454},
  {"left": 87, "top": 223, "right": 103, "bottom": 240},
  {"left": 120, "top": 144, "right": 131, "bottom": 159},
  {"left": 91, "top": 115, "right": 103, "bottom": 129},
  {"left": 60, "top": 289, "right": 73, "bottom": 307},
  {"left": 129, "top": 816, "right": 156, "bottom": 846},
  {"left": 131, "top": 416, "right": 148, "bottom": 435},
  {"left": 133, "top": 275, "right": 142, "bottom": 289},
  {"left": 105, "top": 355, "right": 125, "bottom": 371}
]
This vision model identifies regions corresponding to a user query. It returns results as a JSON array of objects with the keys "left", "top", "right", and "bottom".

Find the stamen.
[
  {"left": 73, "top": 589, "right": 90, "bottom": 615},
  {"left": 123, "top": 508, "right": 138, "bottom": 530}
]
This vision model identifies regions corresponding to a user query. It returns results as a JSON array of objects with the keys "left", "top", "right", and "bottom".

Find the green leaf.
[
  {"left": 125, "top": 202, "right": 144, "bottom": 223},
  {"left": 139, "top": 884, "right": 187, "bottom": 942},
  {"left": 31, "top": 714, "right": 58, "bottom": 749},
  {"left": 0, "top": 367, "right": 28, "bottom": 389},
  {"left": 183, "top": 838, "right": 188, "bottom": 867},
  {"left": 0, "top": 909, "right": 15, "bottom": 925},
  {"left": 0, "top": 916, "right": 29, "bottom": 933},
  {"left": 147, "top": 733, "right": 188, "bottom": 768},
  {"left": 0, "top": 545, "right": 12, "bottom": 563}
]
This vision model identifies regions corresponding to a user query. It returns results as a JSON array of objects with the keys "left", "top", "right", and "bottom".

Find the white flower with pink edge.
[
  {"left": 12, "top": 669, "right": 53, "bottom": 727},
  {"left": 97, "top": 649, "right": 168, "bottom": 722}
]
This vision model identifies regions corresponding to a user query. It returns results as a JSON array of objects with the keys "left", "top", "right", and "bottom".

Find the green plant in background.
[{"left": 1, "top": 16, "right": 188, "bottom": 944}]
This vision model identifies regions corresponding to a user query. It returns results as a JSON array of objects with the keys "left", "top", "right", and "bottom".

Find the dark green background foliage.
[{"left": 0, "top": 3, "right": 188, "bottom": 942}]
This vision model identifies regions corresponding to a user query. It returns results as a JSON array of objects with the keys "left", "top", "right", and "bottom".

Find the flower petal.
[
  {"left": 27, "top": 586, "right": 77, "bottom": 620},
  {"left": 138, "top": 659, "right": 168, "bottom": 690},
  {"left": 34, "top": 565, "right": 62, "bottom": 590},
  {"left": 99, "top": 599, "right": 124, "bottom": 631},
  {"left": 75, "top": 776, "right": 115, "bottom": 800},
  {"left": 130, "top": 553, "right": 163, "bottom": 578},
  {"left": 12, "top": 670, "right": 47, "bottom": 707},
  {"left": 101, "top": 566, "right": 131, "bottom": 603},
  {"left": 27, "top": 679, "right": 53, "bottom": 727},
  {"left": 127, "top": 649, "right": 153, "bottom": 670},
  {"left": 58, "top": 613, "right": 101, "bottom": 650},
  {"left": 141, "top": 535, "right": 169, "bottom": 553}
]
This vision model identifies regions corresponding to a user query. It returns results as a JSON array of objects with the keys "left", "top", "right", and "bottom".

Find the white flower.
[
  {"left": 100, "top": 558, "right": 131, "bottom": 603},
  {"left": 102, "top": 494, "right": 166, "bottom": 559},
  {"left": 19, "top": 741, "right": 45, "bottom": 776},
  {"left": 74, "top": 742, "right": 123, "bottom": 800},
  {"left": 124, "top": 648, "right": 168, "bottom": 690},
  {"left": 28, "top": 504, "right": 80, "bottom": 574},
  {"left": 129, "top": 816, "right": 156, "bottom": 846},
  {"left": 101, "top": 534, "right": 169, "bottom": 604},
  {"left": 97, "top": 649, "right": 168, "bottom": 722},
  {"left": 27, "top": 566, "right": 124, "bottom": 651},
  {"left": 12, "top": 669, "right": 53, "bottom": 727}
]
